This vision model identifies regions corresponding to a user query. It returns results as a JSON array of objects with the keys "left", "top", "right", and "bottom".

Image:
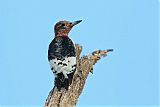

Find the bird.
[{"left": 48, "top": 20, "right": 82, "bottom": 91}]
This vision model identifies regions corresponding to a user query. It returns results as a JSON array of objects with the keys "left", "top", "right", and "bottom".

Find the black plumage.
[{"left": 48, "top": 36, "right": 76, "bottom": 60}]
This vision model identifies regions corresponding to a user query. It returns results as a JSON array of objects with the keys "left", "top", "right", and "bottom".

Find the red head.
[{"left": 54, "top": 20, "right": 82, "bottom": 37}]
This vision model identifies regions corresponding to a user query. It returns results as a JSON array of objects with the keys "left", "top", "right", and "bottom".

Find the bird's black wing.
[{"left": 48, "top": 36, "right": 76, "bottom": 60}]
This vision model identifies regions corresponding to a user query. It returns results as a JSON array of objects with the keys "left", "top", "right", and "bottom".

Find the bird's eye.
[{"left": 61, "top": 23, "right": 65, "bottom": 27}]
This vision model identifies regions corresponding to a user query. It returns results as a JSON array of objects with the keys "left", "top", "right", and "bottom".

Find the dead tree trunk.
[{"left": 44, "top": 44, "right": 113, "bottom": 107}]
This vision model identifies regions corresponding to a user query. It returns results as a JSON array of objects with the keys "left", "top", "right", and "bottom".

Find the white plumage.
[{"left": 49, "top": 56, "right": 76, "bottom": 79}]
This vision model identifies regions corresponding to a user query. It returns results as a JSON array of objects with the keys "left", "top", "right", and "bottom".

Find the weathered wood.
[{"left": 44, "top": 44, "right": 113, "bottom": 107}]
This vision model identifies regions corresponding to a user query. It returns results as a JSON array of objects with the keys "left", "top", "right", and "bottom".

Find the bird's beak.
[{"left": 71, "top": 20, "right": 82, "bottom": 27}]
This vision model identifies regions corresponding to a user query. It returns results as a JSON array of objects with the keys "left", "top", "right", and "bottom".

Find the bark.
[{"left": 44, "top": 44, "right": 113, "bottom": 107}]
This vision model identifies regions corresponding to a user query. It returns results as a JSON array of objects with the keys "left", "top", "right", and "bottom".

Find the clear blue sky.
[{"left": 0, "top": 0, "right": 159, "bottom": 107}]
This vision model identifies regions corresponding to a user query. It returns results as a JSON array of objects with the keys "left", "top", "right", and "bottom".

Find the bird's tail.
[{"left": 54, "top": 72, "right": 75, "bottom": 91}]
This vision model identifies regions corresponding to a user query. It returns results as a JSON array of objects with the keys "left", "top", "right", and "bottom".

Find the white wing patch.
[{"left": 49, "top": 57, "right": 76, "bottom": 78}]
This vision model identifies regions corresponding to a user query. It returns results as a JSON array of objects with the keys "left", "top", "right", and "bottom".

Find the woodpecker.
[{"left": 48, "top": 20, "right": 82, "bottom": 91}]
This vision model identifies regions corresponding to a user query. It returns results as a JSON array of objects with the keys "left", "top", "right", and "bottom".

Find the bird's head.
[{"left": 54, "top": 20, "right": 82, "bottom": 37}]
